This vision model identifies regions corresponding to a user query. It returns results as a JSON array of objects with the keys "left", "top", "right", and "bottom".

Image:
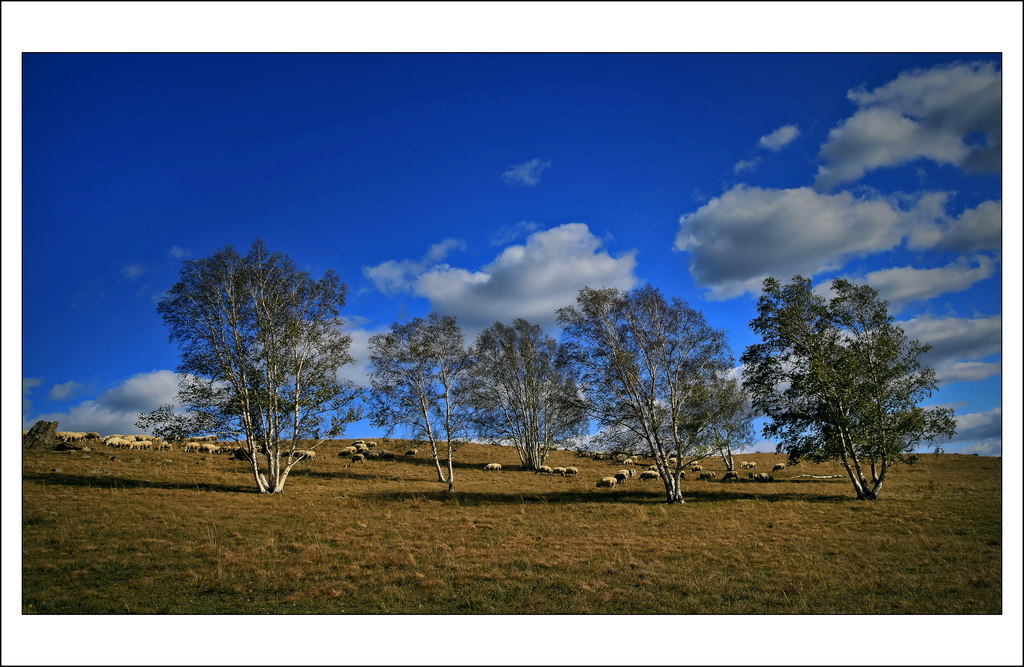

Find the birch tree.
[
  {"left": 741, "top": 276, "right": 957, "bottom": 500},
  {"left": 467, "top": 319, "right": 588, "bottom": 470},
  {"left": 557, "top": 285, "right": 733, "bottom": 504},
  {"left": 367, "top": 313, "right": 472, "bottom": 492},
  {"left": 705, "top": 374, "right": 757, "bottom": 471},
  {"left": 144, "top": 240, "right": 361, "bottom": 493}
]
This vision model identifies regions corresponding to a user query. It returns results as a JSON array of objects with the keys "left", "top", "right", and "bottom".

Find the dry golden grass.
[{"left": 22, "top": 438, "right": 1001, "bottom": 614}]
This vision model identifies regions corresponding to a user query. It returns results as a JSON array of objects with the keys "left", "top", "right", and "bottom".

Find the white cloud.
[
  {"left": 898, "top": 314, "right": 1001, "bottom": 385},
  {"left": 168, "top": 245, "right": 191, "bottom": 259},
  {"left": 675, "top": 185, "right": 921, "bottom": 299},
  {"left": 908, "top": 199, "right": 1002, "bottom": 253},
  {"left": 414, "top": 223, "right": 637, "bottom": 332},
  {"left": 815, "top": 61, "right": 1001, "bottom": 190},
  {"left": 489, "top": 221, "right": 539, "bottom": 245},
  {"left": 48, "top": 380, "right": 85, "bottom": 401},
  {"left": 121, "top": 263, "right": 147, "bottom": 280},
  {"left": 758, "top": 124, "right": 801, "bottom": 151},
  {"left": 337, "top": 327, "right": 375, "bottom": 386},
  {"left": 502, "top": 158, "right": 552, "bottom": 186},
  {"left": 732, "top": 157, "right": 761, "bottom": 175},
  {"left": 853, "top": 255, "right": 997, "bottom": 310},
  {"left": 362, "top": 238, "right": 465, "bottom": 295},
  {"left": 948, "top": 407, "right": 1001, "bottom": 455},
  {"left": 27, "top": 370, "right": 181, "bottom": 434}
]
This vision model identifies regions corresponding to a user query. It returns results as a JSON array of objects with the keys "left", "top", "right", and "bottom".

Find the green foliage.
[
  {"left": 367, "top": 312, "right": 473, "bottom": 490},
  {"left": 741, "top": 276, "right": 957, "bottom": 499},
  {"left": 557, "top": 285, "right": 734, "bottom": 502},
  {"left": 467, "top": 318, "right": 588, "bottom": 470},
  {"left": 145, "top": 240, "right": 361, "bottom": 492}
]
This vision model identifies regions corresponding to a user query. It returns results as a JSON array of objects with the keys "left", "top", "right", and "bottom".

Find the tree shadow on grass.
[
  {"left": 356, "top": 486, "right": 853, "bottom": 506},
  {"left": 23, "top": 471, "right": 254, "bottom": 494}
]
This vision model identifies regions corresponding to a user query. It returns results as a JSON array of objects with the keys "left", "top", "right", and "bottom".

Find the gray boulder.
[{"left": 23, "top": 420, "right": 59, "bottom": 451}]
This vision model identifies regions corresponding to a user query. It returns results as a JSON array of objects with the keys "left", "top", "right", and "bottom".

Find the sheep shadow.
[{"left": 22, "top": 471, "right": 253, "bottom": 494}]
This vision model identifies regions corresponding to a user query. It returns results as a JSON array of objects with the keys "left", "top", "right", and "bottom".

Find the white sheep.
[
  {"left": 483, "top": 463, "right": 502, "bottom": 471},
  {"left": 564, "top": 467, "right": 578, "bottom": 476},
  {"left": 183, "top": 442, "right": 201, "bottom": 453},
  {"left": 535, "top": 465, "right": 554, "bottom": 475},
  {"left": 697, "top": 470, "right": 717, "bottom": 481},
  {"left": 772, "top": 463, "right": 786, "bottom": 472},
  {"left": 351, "top": 453, "right": 365, "bottom": 464},
  {"left": 639, "top": 470, "right": 660, "bottom": 481},
  {"left": 596, "top": 476, "right": 617, "bottom": 488},
  {"left": 613, "top": 471, "right": 628, "bottom": 483},
  {"left": 722, "top": 471, "right": 739, "bottom": 482},
  {"left": 552, "top": 466, "right": 567, "bottom": 476},
  {"left": 339, "top": 446, "right": 357, "bottom": 456},
  {"left": 404, "top": 448, "right": 419, "bottom": 456}
]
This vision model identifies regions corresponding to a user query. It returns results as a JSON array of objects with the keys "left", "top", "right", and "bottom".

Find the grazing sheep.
[
  {"left": 772, "top": 463, "right": 786, "bottom": 472},
  {"left": 365, "top": 441, "right": 378, "bottom": 449},
  {"left": 564, "top": 467, "right": 578, "bottom": 476},
  {"left": 751, "top": 472, "right": 774, "bottom": 482},
  {"left": 623, "top": 458, "right": 635, "bottom": 465},
  {"left": 183, "top": 442, "right": 200, "bottom": 453},
  {"left": 647, "top": 464, "right": 659, "bottom": 471},
  {"left": 553, "top": 467, "right": 567, "bottom": 476},
  {"left": 296, "top": 449, "right": 317, "bottom": 462},
  {"left": 199, "top": 442, "right": 219, "bottom": 454},
  {"left": 483, "top": 463, "right": 502, "bottom": 472},
  {"left": 722, "top": 471, "right": 739, "bottom": 482},
  {"left": 535, "top": 465, "right": 554, "bottom": 475},
  {"left": 351, "top": 453, "right": 365, "bottom": 464},
  {"left": 339, "top": 446, "right": 357, "bottom": 456},
  {"left": 379, "top": 451, "right": 396, "bottom": 461},
  {"left": 364, "top": 451, "right": 381, "bottom": 461},
  {"left": 613, "top": 472, "right": 628, "bottom": 483},
  {"left": 404, "top": 448, "right": 419, "bottom": 456},
  {"left": 86, "top": 432, "right": 101, "bottom": 440},
  {"left": 697, "top": 471, "right": 717, "bottom": 481},
  {"left": 596, "top": 476, "right": 618, "bottom": 488},
  {"left": 639, "top": 470, "right": 660, "bottom": 481},
  {"left": 616, "top": 469, "right": 630, "bottom": 478},
  {"left": 690, "top": 464, "right": 704, "bottom": 472},
  {"left": 747, "top": 462, "right": 757, "bottom": 469}
]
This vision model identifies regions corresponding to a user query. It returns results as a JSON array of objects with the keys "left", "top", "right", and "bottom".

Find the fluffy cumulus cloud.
[
  {"left": 815, "top": 61, "right": 1001, "bottom": 190},
  {"left": 362, "top": 238, "right": 465, "bottom": 295},
  {"left": 336, "top": 327, "right": 375, "bottom": 386},
  {"left": 852, "top": 255, "right": 997, "bottom": 311},
  {"left": 675, "top": 185, "right": 926, "bottom": 299},
  {"left": 908, "top": 199, "right": 1002, "bottom": 253},
  {"left": 413, "top": 223, "right": 637, "bottom": 332},
  {"left": 948, "top": 407, "right": 1001, "bottom": 456},
  {"left": 23, "top": 377, "right": 43, "bottom": 425},
  {"left": 898, "top": 314, "right": 1001, "bottom": 385},
  {"left": 759, "top": 124, "right": 801, "bottom": 151},
  {"left": 501, "top": 158, "right": 552, "bottom": 186},
  {"left": 27, "top": 370, "right": 181, "bottom": 434},
  {"left": 168, "top": 245, "right": 191, "bottom": 259}
]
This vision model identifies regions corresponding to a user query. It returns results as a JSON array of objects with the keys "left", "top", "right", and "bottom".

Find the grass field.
[{"left": 21, "top": 438, "right": 1001, "bottom": 616}]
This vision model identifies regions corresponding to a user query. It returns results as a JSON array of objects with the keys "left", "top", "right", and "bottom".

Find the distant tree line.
[{"left": 142, "top": 241, "right": 955, "bottom": 500}]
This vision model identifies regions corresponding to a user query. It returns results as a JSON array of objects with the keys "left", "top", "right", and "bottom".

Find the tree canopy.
[
  {"left": 467, "top": 318, "right": 588, "bottom": 470},
  {"left": 367, "top": 312, "right": 473, "bottom": 491},
  {"left": 145, "top": 240, "right": 361, "bottom": 493},
  {"left": 741, "top": 276, "right": 957, "bottom": 500},
  {"left": 558, "top": 285, "right": 734, "bottom": 503}
]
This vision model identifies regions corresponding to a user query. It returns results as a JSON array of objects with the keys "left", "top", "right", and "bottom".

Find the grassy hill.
[{"left": 22, "top": 438, "right": 1001, "bottom": 614}]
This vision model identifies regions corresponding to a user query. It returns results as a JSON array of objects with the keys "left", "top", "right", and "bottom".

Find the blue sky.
[{"left": 15, "top": 51, "right": 1008, "bottom": 455}]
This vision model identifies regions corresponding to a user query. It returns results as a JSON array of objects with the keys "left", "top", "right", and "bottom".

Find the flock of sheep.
[
  {"left": 478, "top": 454, "right": 790, "bottom": 490},
  {"left": 32, "top": 431, "right": 793, "bottom": 491}
]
